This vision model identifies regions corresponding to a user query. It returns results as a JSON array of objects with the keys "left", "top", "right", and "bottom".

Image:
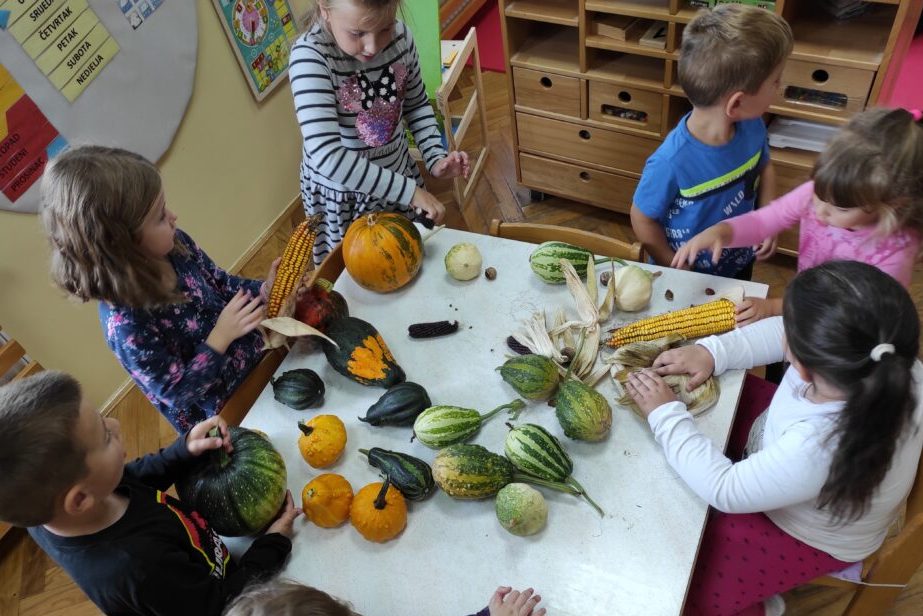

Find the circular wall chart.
[{"left": 0, "top": 0, "right": 197, "bottom": 213}]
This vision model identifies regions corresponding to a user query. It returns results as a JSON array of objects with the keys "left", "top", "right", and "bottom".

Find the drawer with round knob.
[{"left": 512, "top": 67, "right": 582, "bottom": 118}]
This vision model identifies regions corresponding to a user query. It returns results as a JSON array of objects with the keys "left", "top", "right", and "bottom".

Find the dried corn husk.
[
  {"left": 613, "top": 368, "right": 720, "bottom": 417},
  {"left": 603, "top": 334, "right": 685, "bottom": 369},
  {"left": 598, "top": 262, "right": 617, "bottom": 321},
  {"left": 557, "top": 261, "right": 607, "bottom": 382},
  {"left": 260, "top": 316, "right": 337, "bottom": 350},
  {"left": 513, "top": 312, "right": 566, "bottom": 363}
]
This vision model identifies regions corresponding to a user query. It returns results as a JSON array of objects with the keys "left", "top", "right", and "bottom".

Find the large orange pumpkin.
[{"left": 342, "top": 212, "right": 424, "bottom": 292}]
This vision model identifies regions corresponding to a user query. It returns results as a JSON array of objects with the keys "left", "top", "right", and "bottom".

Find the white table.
[{"left": 234, "top": 227, "right": 767, "bottom": 616}]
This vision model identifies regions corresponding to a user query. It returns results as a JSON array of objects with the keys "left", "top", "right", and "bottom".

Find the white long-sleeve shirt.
[{"left": 647, "top": 317, "right": 923, "bottom": 561}]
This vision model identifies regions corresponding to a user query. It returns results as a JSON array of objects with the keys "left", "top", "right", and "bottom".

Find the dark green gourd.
[
  {"left": 358, "top": 447, "right": 436, "bottom": 501},
  {"left": 359, "top": 382, "right": 431, "bottom": 426},
  {"left": 271, "top": 369, "right": 325, "bottom": 410}
]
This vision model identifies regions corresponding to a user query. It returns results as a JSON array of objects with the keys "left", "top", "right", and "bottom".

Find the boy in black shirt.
[{"left": 0, "top": 371, "right": 301, "bottom": 615}]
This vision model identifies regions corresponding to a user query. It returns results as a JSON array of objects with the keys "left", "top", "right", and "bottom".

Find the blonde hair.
[
  {"left": 305, "top": 0, "right": 402, "bottom": 31},
  {"left": 0, "top": 372, "right": 88, "bottom": 527},
  {"left": 813, "top": 108, "right": 923, "bottom": 237},
  {"left": 42, "top": 145, "right": 185, "bottom": 308},
  {"left": 679, "top": 5, "right": 793, "bottom": 107},
  {"left": 224, "top": 579, "right": 359, "bottom": 616}
]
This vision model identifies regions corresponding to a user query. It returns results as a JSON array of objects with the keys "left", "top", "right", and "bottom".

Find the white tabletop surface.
[{"left": 230, "top": 227, "right": 768, "bottom": 616}]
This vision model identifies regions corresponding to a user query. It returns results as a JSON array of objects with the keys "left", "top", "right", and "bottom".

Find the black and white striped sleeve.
[
  {"left": 401, "top": 27, "right": 448, "bottom": 174},
  {"left": 289, "top": 41, "right": 416, "bottom": 205}
]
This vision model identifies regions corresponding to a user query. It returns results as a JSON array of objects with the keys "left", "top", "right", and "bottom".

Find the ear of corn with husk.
[
  {"left": 266, "top": 214, "right": 324, "bottom": 318},
  {"left": 612, "top": 368, "right": 720, "bottom": 417},
  {"left": 606, "top": 298, "right": 736, "bottom": 347},
  {"left": 604, "top": 334, "right": 685, "bottom": 370},
  {"left": 261, "top": 214, "right": 333, "bottom": 349}
]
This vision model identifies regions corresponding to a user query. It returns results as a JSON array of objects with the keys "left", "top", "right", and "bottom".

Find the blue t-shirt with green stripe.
[{"left": 633, "top": 113, "right": 768, "bottom": 277}]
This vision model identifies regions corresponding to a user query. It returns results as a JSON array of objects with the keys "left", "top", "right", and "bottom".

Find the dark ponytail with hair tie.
[{"left": 783, "top": 261, "right": 919, "bottom": 524}]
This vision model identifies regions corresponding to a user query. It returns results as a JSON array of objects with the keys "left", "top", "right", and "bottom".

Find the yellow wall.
[{"left": 0, "top": 1, "right": 314, "bottom": 408}]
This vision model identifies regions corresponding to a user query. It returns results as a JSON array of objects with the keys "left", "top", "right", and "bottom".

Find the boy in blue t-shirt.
[{"left": 631, "top": 5, "right": 793, "bottom": 279}]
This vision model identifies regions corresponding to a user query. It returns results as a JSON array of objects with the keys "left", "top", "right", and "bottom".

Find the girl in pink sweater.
[{"left": 673, "top": 107, "right": 923, "bottom": 325}]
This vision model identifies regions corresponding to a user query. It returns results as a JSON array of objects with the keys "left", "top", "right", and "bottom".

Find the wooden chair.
[
  {"left": 488, "top": 219, "right": 644, "bottom": 262},
  {"left": 0, "top": 326, "right": 44, "bottom": 541},
  {"left": 803, "top": 452, "right": 923, "bottom": 615},
  {"left": 218, "top": 244, "right": 346, "bottom": 427},
  {"left": 436, "top": 28, "right": 490, "bottom": 209}
]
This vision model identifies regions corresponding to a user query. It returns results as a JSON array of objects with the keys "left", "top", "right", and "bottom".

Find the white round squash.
[
  {"left": 444, "top": 243, "right": 482, "bottom": 281},
  {"left": 495, "top": 483, "right": 547, "bottom": 536}
]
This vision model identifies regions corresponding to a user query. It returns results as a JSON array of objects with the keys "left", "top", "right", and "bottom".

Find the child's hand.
[
  {"left": 260, "top": 257, "right": 281, "bottom": 302},
  {"left": 753, "top": 236, "right": 777, "bottom": 261},
  {"left": 265, "top": 490, "right": 302, "bottom": 539},
  {"left": 432, "top": 151, "right": 471, "bottom": 179},
  {"left": 626, "top": 369, "right": 678, "bottom": 418},
  {"left": 186, "top": 415, "right": 233, "bottom": 456},
  {"left": 411, "top": 187, "right": 446, "bottom": 225},
  {"left": 653, "top": 345, "right": 715, "bottom": 390},
  {"left": 488, "top": 586, "right": 545, "bottom": 616},
  {"left": 735, "top": 297, "right": 780, "bottom": 327},
  {"left": 671, "top": 224, "right": 733, "bottom": 269},
  {"left": 207, "top": 290, "right": 265, "bottom": 354}
]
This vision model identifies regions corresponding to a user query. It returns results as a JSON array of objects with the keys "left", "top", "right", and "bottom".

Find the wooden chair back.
[
  {"left": 489, "top": 219, "right": 644, "bottom": 262},
  {"left": 219, "top": 244, "right": 346, "bottom": 427},
  {"left": 808, "top": 448, "right": 923, "bottom": 614},
  {"left": 0, "top": 326, "right": 44, "bottom": 541}
]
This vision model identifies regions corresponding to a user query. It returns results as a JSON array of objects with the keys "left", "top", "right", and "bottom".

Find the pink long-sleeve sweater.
[{"left": 724, "top": 181, "right": 919, "bottom": 287}]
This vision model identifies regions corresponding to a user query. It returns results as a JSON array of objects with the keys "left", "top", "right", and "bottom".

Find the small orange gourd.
[
  {"left": 350, "top": 478, "right": 407, "bottom": 543},
  {"left": 297, "top": 415, "right": 347, "bottom": 468},
  {"left": 302, "top": 473, "right": 354, "bottom": 528}
]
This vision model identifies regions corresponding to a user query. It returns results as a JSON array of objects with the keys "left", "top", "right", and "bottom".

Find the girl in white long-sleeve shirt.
[{"left": 626, "top": 260, "right": 923, "bottom": 616}]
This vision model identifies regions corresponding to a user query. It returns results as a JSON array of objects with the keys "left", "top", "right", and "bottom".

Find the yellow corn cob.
[
  {"left": 606, "top": 298, "right": 736, "bottom": 347},
  {"left": 266, "top": 216, "right": 321, "bottom": 318}
]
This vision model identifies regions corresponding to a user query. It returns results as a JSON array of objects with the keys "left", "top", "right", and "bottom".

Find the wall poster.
[{"left": 211, "top": 0, "right": 298, "bottom": 101}]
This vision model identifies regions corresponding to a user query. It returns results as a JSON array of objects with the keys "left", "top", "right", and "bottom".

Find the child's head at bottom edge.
[
  {"left": 224, "top": 578, "right": 359, "bottom": 616},
  {"left": 0, "top": 371, "right": 125, "bottom": 528}
]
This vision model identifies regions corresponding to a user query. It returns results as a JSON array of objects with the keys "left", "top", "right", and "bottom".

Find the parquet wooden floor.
[{"left": 2, "top": 70, "right": 922, "bottom": 616}]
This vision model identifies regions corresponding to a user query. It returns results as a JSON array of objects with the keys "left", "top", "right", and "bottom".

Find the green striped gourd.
[
  {"left": 412, "top": 399, "right": 526, "bottom": 449},
  {"left": 432, "top": 444, "right": 516, "bottom": 499},
  {"left": 358, "top": 448, "right": 435, "bottom": 501},
  {"left": 529, "top": 241, "right": 626, "bottom": 284},
  {"left": 555, "top": 378, "right": 612, "bottom": 442},
  {"left": 504, "top": 424, "right": 604, "bottom": 515},
  {"left": 433, "top": 444, "right": 582, "bottom": 500},
  {"left": 498, "top": 354, "right": 560, "bottom": 400}
]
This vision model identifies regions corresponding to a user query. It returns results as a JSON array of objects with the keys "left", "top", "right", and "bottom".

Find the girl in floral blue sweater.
[{"left": 43, "top": 146, "right": 277, "bottom": 432}]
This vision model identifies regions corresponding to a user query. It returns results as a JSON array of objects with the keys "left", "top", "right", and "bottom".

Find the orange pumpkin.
[
  {"left": 297, "top": 415, "right": 347, "bottom": 468},
  {"left": 350, "top": 479, "right": 407, "bottom": 542},
  {"left": 302, "top": 473, "right": 354, "bottom": 528},
  {"left": 342, "top": 212, "right": 424, "bottom": 292}
]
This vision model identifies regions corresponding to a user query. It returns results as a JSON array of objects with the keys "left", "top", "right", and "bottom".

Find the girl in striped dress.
[{"left": 290, "top": 0, "right": 470, "bottom": 264}]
